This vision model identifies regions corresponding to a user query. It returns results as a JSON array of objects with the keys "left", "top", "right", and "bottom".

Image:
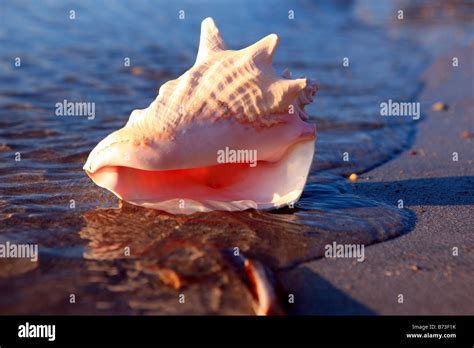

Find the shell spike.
[
  {"left": 195, "top": 17, "right": 227, "bottom": 64},
  {"left": 244, "top": 33, "right": 279, "bottom": 66},
  {"left": 279, "top": 78, "right": 308, "bottom": 95}
]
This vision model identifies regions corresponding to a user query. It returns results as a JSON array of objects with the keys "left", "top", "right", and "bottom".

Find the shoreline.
[{"left": 278, "top": 44, "right": 474, "bottom": 315}]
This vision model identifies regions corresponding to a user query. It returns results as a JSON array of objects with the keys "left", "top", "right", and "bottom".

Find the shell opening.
[{"left": 85, "top": 139, "right": 315, "bottom": 214}]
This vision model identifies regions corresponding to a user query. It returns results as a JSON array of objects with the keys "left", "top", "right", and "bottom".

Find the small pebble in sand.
[
  {"left": 130, "top": 66, "right": 145, "bottom": 75},
  {"left": 409, "top": 149, "right": 417, "bottom": 156},
  {"left": 349, "top": 173, "right": 358, "bottom": 182},
  {"left": 156, "top": 268, "right": 182, "bottom": 289},
  {"left": 461, "top": 131, "right": 471, "bottom": 139},
  {"left": 0, "top": 144, "right": 12, "bottom": 152},
  {"left": 432, "top": 102, "right": 448, "bottom": 111},
  {"left": 408, "top": 264, "right": 420, "bottom": 272}
]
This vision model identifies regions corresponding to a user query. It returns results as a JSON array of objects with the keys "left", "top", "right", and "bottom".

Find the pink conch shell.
[{"left": 84, "top": 17, "right": 318, "bottom": 214}]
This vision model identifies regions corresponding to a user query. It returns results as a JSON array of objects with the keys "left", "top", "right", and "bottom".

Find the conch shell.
[{"left": 84, "top": 18, "right": 318, "bottom": 214}]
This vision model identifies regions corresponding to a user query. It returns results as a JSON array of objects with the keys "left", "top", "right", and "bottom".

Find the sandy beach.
[
  {"left": 279, "top": 45, "right": 474, "bottom": 315},
  {"left": 0, "top": 1, "right": 473, "bottom": 319}
]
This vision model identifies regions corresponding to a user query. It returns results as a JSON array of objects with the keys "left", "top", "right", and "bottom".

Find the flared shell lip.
[
  {"left": 82, "top": 124, "right": 316, "bottom": 176},
  {"left": 83, "top": 137, "right": 316, "bottom": 215}
]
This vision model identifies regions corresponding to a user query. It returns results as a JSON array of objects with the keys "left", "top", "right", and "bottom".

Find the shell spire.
[
  {"left": 155, "top": 18, "right": 314, "bottom": 128},
  {"left": 195, "top": 17, "right": 227, "bottom": 64}
]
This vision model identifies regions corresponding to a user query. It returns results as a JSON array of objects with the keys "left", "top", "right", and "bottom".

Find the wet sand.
[
  {"left": 0, "top": 1, "right": 424, "bottom": 315},
  {"left": 278, "top": 45, "right": 474, "bottom": 315},
  {"left": 0, "top": 1, "right": 472, "bottom": 316}
]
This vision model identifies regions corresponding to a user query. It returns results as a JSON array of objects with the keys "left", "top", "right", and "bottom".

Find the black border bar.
[{"left": 0, "top": 315, "right": 473, "bottom": 346}]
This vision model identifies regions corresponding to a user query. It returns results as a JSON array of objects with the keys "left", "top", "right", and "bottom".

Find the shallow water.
[{"left": 0, "top": 0, "right": 472, "bottom": 314}]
